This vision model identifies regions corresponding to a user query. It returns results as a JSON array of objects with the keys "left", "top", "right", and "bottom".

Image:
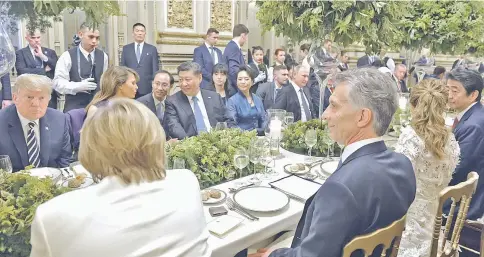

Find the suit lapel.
[
  {"left": 269, "top": 82, "right": 276, "bottom": 104},
  {"left": 39, "top": 117, "right": 50, "bottom": 167},
  {"left": 179, "top": 93, "right": 197, "bottom": 133},
  {"left": 456, "top": 102, "right": 482, "bottom": 131},
  {"left": 138, "top": 43, "right": 149, "bottom": 64},
  {"left": 147, "top": 95, "right": 157, "bottom": 114},
  {"left": 201, "top": 90, "right": 216, "bottom": 127},
  {"left": 202, "top": 45, "right": 213, "bottom": 66},
  {"left": 23, "top": 47, "right": 36, "bottom": 68},
  {"left": 7, "top": 107, "right": 29, "bottom": 168}
]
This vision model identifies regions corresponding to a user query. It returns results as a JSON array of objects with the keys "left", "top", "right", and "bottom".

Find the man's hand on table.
[{"left": 248, "top": 248, "right": 273, "bottom": 257}]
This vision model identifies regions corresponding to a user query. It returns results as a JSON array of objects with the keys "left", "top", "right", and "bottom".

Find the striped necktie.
[{"left": 27, "top": 122, "right": 40, "bottom": 168}]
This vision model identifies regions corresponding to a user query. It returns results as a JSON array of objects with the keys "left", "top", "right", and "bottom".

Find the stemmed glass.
[
  {"left": 248, "top": 140, "right": 261, "bottom": 184},
  {"left": 268, "top": 138, "right": 280, "bottom": 175},
  {"left": 0, "top": 155, "right": 12, "bottom": 173},
  {"left": 259, "top": 146, "right": 272, "bottom": 180},
  {"left": 233, "top": 148, "right": 249, "bottom": 187},
  {"left": 304, "top": 129, "right": 318, "bottom": 163},
  {"left": 321, "top": 132, "right": 335, "bottom": 161}
]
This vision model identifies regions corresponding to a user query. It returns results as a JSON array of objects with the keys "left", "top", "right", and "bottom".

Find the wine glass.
[
  {"left": 321, "top": 132, "right": 335, "bottom": 161},
  {"left": 248, "top": 141, "right": 261, "bottom": 184},
  {"left": 0, "top": 155, "right": 12, "bottom": 173},
  {"left": 259, "top": 147, "right": 272, "bottom": 180},
  {"left": 233, "top": 148, "right": 249, "bottom": 187},
  {"left": 284, "top": 112, "right": 294, "bottom": 126},
  {"left": 268, "top": 138, "right": 280, "bottom": 175},
  {"left": 172, "top": 158, "right": 185, "bottom": 169},
  {"left": 304, "top": 129, "right": 318, "bottom": 163},
  {"left": 215, "top": 122, "right": 228, "bottom": 131}
]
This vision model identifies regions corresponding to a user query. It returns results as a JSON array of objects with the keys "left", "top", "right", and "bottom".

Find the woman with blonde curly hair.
[{"left": 395, "top": 79, "right": 460, "bottom": 257}]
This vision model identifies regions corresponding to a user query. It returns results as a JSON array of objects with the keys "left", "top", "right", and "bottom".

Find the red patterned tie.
[{"left": 452, "top": 117, "right": 459, "bottom": 130}]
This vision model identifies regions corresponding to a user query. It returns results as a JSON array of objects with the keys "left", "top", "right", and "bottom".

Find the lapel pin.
[
  {"left": 45, "top": 127, "right": 49, "bottom": 131},
  {"left": 208, "top": 96, "right": 212, "bottom": 99},
  {"left": 147, "top": 53, "right": 149, "bottom": 55}
]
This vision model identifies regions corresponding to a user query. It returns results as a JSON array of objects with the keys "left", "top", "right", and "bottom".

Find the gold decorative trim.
[
  {"left": 156, "top": 38, "right": 230, "bottom": 47},
  {"left": 158, "top": 31, "right": 232, "bottom": 40},
  {"left": 167, "top": 0, "right": 193, "bottom": 29},
  {"left": 211, "top": 0, "right": 232, "bottom": 32}
]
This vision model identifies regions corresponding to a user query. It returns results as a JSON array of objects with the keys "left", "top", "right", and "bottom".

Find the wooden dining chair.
[
  {"left": 429, "top": 171, "right": 479, "bottom": 257},
  {"left": 341, "top": 215, "right": 406, "bottom": 257}
]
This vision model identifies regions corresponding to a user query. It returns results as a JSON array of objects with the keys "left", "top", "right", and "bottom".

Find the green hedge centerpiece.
[
  {"left": 166, "top": 129, "right": 257, "bottom": 189},
  {"left": 0, "top": 171, "right": 70, "bottom": 256},
  {"left": 281, "top": 119, "right": 341, "bottom": 157}
]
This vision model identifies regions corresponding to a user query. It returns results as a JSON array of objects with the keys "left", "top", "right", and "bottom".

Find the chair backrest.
[
  {"left": 430, "top": 171, "right": 479, "bottom": 257},
  {"left": 342, "top": 215, "right": 406, "bottom": 257},
  {"left": 65, "top": 108, "right": 87, "bottom": 151}
]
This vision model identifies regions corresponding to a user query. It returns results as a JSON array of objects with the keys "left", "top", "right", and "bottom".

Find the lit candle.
[
  {"left": 269, "top": 119, "right": 282, "bottom": 139},
  {"left": 398, "top": 97, "right": 407, "bottom": 110}
]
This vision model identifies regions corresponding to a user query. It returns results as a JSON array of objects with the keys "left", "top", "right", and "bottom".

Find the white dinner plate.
[
  {"left": 233, "top": 187, "right": 289, "bottom": 212},
  {"left": 320, "top": 161, "right": 339, "bottom": 175}
]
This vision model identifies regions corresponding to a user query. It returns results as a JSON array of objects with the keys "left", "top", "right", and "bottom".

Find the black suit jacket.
[
  {"left": 248, "top": 62, "right": 268, "bottom": 94},
  {"left": 193, "top": 44, "right": 223, "bottom": 90},
  {"left": 120, "top": 42, "right": 160, "bottom": 96},
  {"left": 0, "top": 74, "right": 11, "bottom": 106},
  {"left": 270, "top": 141, "right": 416, "bottom": 257},
  {"left": 256, "top": 81, "right": 282, "bottom": 110},
  {"left": 136, "top": 93, "right": 169, "bottom": 136},
  {"left": 163, "top": 89, "right": 236, "bottom": 139},
  {"left": 15, "top": 46, "right": 58, "bottom": 79},
  {"left": 272, "top": 83, "right": 316, "bottom": 121},
  {"left": 223, "top": 40, "right": 245, "bottom": 96}
]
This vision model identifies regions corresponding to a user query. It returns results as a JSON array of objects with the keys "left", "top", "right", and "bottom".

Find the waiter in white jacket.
[{"left": 53, "top": 23, "right": 108, "bottom": 112}]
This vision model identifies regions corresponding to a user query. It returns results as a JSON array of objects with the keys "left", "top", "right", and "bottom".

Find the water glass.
[
  {"left": 305, "top": 129, "right": 318, "bottom": 162},
  {"left": 0, "top": 155, "right": 12, "bottom": 173},
  {"left": 248, "top": 142, "right": 261, "bottom": 184},
  {"left": 321, "top": 132, "right": 334, "bottom": 161},
  {"left": 172, "top": 158, "right": 185, "bottom": 169},
  {"left": 284, "top": 112, "right": 294, "bottom": 126},
  {"left": 215, "top": 122, "right": 228, "bottom": 131},
  {"left": 268, "top": 138, "right": 280, "bottom": 175},
  {"left": 259, "top": 148, "right": 272, "bottom": 180}
]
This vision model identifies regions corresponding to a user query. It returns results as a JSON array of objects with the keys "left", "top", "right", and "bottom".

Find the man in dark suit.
[
  {"left": 338, "top": 50, "right": 349, "bottom": 71},
  {"left": 447, "top": 68, "right": 484, "bottom": 220},
  {"left": 394, "top": 64, "right": 409, "bottom": 93},
  {"left": 0, "top": 74, "right": 12, "bottom": 109},
  {"left": 121, "top": 23, "right": 160, "bottom": 99},
  {"left": 356, "top": 54, "right": 379, "bottom": 68},
  {"left": 446, "top": 68, "right": 484, "bottom": 257},
  {"left": 15, "top": 30, "right": 58, "bottom": 109},
  {"left": 0, "top": 74, "right": 71, "bottom": 172},
  {"left": 258, "top": 68, "right": 416, "bottom": 257},
  {"left": 164, "top": 61, "right": 235, "bottom": 139},
  {"left": 193, "top": 28, "right": 223, "bottom": 90},
  {"left": 223, "top": 24, "right": 249, "bottom": 96},
  {"left": 256, "top": 65, "right": 289, "bottom": 110},
  {"left": 273, "top": 65, "right": 315, "bottom": 122},
  {"left": 137, "top": 70, "right": 173, "bottom": 132}
]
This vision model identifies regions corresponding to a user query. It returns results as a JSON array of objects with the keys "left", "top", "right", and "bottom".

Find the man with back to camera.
[
  {"left": 53, "top": 23, "right": 108, "bottom": 112},
  {"left": 223, "top": 24, "right": 249, "bottom": 96}
]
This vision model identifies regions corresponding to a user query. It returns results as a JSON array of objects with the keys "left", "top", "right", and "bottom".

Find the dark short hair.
[
  {"left": 341, "top": 50, "right": 347, "bottom": 56},
  {"left": 285, "top": 62, "right": 296, "bottom": 71},
  {"left": 233, "top": 24, "right": 249, "bottom": 37},
  {"left": 237, "top": 66, "right": 256, "bottom": 81},
  {"left": 133, "top": 23, "right": 146, "bottom": 30},
  {"left": 207, "top": 28, "right": 219, "bottom": 35},
  {"left": 447, "top": 67, "right": 483, "bottom": 102},
  {"left": 154, "top": 70, "right": 174, "bottom": 86},
  {"left": 433, "top": 66, "right": 446, "bottom": 76},
  {"left": 300, "top": 44, "right": 310, "bottom": 52},
  {"left": 212, "top": 63, "right": 228, "bottom": 75},
  {"left": 252, "top": 46, "right": 264, "bottom": 54},
  {"left": 273, "top": 65, "right": 288, "bottom": 73},
  {"left": 177, "top": 61, "right": 202, "bottom": 76},
  {"left": 275, "top": 48, "right": 285, "bottom": 56}
]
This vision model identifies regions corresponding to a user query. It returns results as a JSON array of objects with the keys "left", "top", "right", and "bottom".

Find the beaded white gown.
[{"left": 395, "top": 127, "right": 460, "bottom": 257}]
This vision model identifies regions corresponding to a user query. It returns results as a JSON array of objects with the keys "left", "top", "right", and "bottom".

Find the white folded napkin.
[{"left": 207, "top": 215, "right": 243, "bottom": 238}]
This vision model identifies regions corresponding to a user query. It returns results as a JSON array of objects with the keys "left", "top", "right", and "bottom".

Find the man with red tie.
[{"left": 446, "top": 67, "right": 484, "bottom": 257}]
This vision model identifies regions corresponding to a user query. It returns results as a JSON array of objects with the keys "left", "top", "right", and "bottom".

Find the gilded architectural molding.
[
  {"left": 167, "top": 0, "right": 193, "bottom": 29},
  {"left": 210, "top": 0, "right": 232, "bottom": 32},
  {"left": 157, "top": 38, "right": 230, "bottom": 47},
  {"left": 158, "top": 31, "right": 232, "bottom": 40}
]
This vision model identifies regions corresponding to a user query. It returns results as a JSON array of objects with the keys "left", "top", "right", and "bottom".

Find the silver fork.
[{"left": 226, "top": 198, "right": 258, "bottom": 221}]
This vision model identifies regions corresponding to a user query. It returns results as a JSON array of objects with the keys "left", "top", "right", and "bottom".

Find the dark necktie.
[
  {"left": 192, "top": 96, "right": 207, "bottom": 133},
  {"left": 210, "top": 47, "right": 216, "bottom": 63},
  {"left": 156, "top": 102, "right": 164, "bottom": 122},
  {"left": 452, "top": 117, "right": 459, "bottom": 130},
  {"left": 35, "top": 56, "right": 43, "bottom": 67},
  {"left": 87, "top": 53, "right": 93, "bottom": 67},
  {"left": 299, "top": 88, "right": 311, "bottom": 121},
  {"left": 27, "top": 122, "right": 40, "bottom": 168},
  {"left": 274, "top": 88, "right": 281, "bottom": 103}
]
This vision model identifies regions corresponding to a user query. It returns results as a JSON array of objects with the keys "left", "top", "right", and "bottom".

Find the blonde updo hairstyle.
[
  {"left": 409, "top": 79, "right": 449, "bottom": 159},
  {"left": 79, "top": 98, "right": 166, "bottom": 184}
]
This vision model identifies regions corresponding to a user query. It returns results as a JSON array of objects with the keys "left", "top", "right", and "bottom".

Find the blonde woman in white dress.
[{"left": 395, "top": 79, "right": 460, "bottom": 257}]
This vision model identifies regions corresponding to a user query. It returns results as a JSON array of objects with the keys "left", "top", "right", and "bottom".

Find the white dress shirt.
[
  {"left": 53, "top": 45, "right": 109, "bottom": 95},
  {"left": 187, "top": 90, "right": 211, "bottom": 132},
  {"left": 30, "top": 169, "right": 212, "bottom": 257},
  {"left": 457, "top": 102, "right": 477, "bottom": 121},
  {"left": 291, "top": 82, "right": 310, "bottom": 122},
  {"left": 17, "top": 111, "right": 40, "bottom": 145},
  {"left": 341, "top": 137, "right": 383, "bottom": 163},
  {"left": 205, "top": 42, "right": 218, "bottom": 65}
]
